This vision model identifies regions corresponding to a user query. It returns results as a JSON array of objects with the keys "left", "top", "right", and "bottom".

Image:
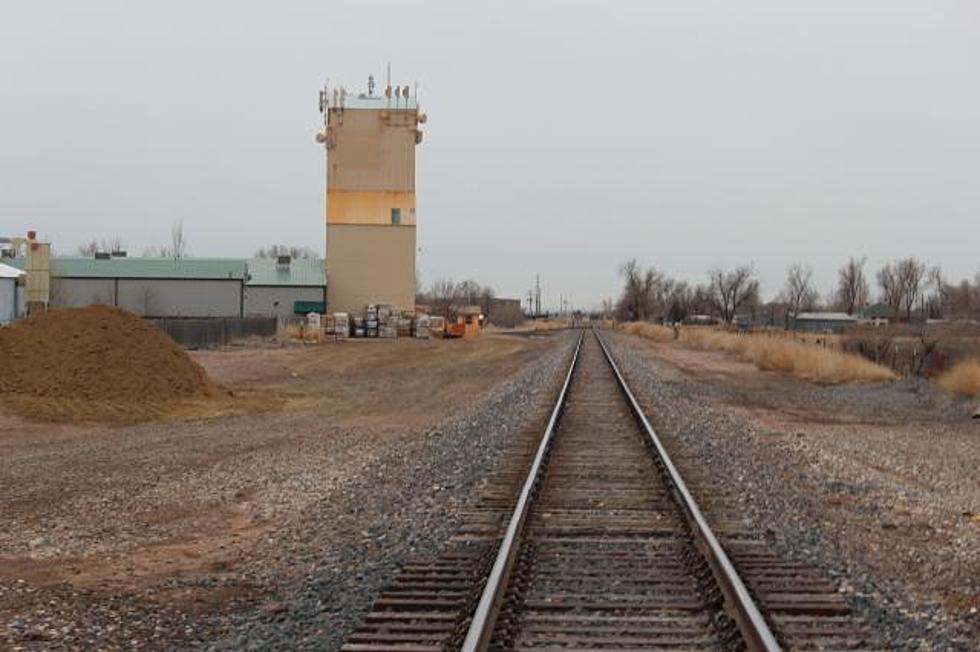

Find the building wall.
[
  {"left": 325, "top": 224, "right": 415, "bottom": 314},
  {"left": 487, "top": 298, "right": 524, "bottom": 328},
  {"left": 0, "top": 278, "right": 15, "bottom": 324},
  {"left": 50, "top": 278, "right": 115, "bottom": 308},
  {"left": 327, "top": 190, "right": 416, "bottom": 225},
  {"left": 795, "top": 319, "right": 854, "bottom": 334},
  {"left": 326, "top": 108, "right": 416, "bottom": 191},
  {"left": 116, "top": 279, "right": 241, "bottom": 317},
  {"left": 245, "top": 286, "right": 326, "bottom": 320}
]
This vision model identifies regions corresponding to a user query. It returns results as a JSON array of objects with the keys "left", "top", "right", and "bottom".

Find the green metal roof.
[
  {"left": 50, "top": 257, "right": 247, "bottom": 280},
  {"left": 860, "top": 303, "right": 891, "bottom": 318},
  {"left": 246, "top": 258, "right": 325, "bottom": 287}
]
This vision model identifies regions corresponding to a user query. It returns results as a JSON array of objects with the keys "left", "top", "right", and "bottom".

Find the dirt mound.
[{"left": 0, "top": 306, "right": 223, "bottom": 422}]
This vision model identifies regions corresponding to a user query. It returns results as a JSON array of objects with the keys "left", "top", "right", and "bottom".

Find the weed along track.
[{"left": 343, "top": 330, "right": 872, "bottom": 651}]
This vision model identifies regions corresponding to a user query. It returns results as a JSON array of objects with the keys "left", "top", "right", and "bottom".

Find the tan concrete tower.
[{"left": 317, "top": 77, "right": 425, "bottom": 314}]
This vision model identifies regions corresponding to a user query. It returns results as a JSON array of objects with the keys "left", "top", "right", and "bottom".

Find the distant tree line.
[
  {"left": 254, "top": 244, "right": 321, "bottom": 260},
  {"left": 76, "top": 222, "right": 325, "bottom": 265},
  {"left": 78, "top": 221, "right": 190, "bottom": 259},
  {"left": 613, "top": 256, "right": 980, "bottom": 324},
  {"left": 417, "top": 279, "right": 495, "bottom": 320}
]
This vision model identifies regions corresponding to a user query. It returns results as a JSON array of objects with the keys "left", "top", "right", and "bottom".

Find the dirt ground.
[
  {"left": 608, "top": 332, "right": 980, "bottom": 647},
  {"left": 0, "top": 332, "right": 562, "bottom": 649}
]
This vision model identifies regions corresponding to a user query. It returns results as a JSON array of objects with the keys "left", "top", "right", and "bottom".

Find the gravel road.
[{"left": 604, "top": 330, "right": 980, "bottom": 650}]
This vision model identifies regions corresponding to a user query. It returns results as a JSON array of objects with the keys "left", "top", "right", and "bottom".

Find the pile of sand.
[{"left": 0, "top": 305, "right": 222, "bottom": 421}]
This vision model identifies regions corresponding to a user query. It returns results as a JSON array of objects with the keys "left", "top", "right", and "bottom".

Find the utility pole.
[{"left": 535, "top": 274, "right": 541, "bottom": 317}]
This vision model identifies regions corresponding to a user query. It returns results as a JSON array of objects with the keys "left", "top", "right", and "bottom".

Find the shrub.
[
  {"left": 618, "top": 321, "right": 676, "bottom": 342},
  {"left": 936, "top": 359, "right": 980, "bottom": 397}
]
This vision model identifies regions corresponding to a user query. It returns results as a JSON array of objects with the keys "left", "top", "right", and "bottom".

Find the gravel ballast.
[
  {"left": 202, "top": 331, "right": 575, "bottom": 650},
  {"left": 0, "top": 332, "right": 574, "bottom": 650},
  {"left": 604, "top": 330, "right": 980, "bottom": 650}
]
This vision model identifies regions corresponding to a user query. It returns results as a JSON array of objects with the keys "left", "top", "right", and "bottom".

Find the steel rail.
[
  {"left": 461, "top": 329, "right": 584, "bottom": 652},
  {"left": 594, "top": 329, "right": 781, "bottom": 652}
]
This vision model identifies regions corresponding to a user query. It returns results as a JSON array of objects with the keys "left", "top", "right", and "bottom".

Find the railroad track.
[{"left": 343, "top": 329, "right": 871, "bottom": 651}]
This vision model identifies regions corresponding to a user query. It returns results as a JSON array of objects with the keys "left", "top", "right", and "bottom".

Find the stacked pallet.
[
  {"left": 333, "top": 313, "right": 350, "bottom": 340},
  {"left": 329, "top": 305, "right": 447, "bottom": 340},
  {"left": 415, "top": 316, "right": 431, "bottom": 339}
]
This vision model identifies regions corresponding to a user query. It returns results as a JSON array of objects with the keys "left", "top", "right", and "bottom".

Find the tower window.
[{"left": 391, "top": 208, "right": 401, "bottom": 224}]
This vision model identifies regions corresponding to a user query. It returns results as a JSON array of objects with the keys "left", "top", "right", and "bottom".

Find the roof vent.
[
  {"left": 111, "top": 250, "right": 127, "bottom": 258},
  {"left": 94, "top": 252, "right": 111, "bottom": 260},
  {"left": 277, "top": 255, "right": 291, "bottom": 267}
]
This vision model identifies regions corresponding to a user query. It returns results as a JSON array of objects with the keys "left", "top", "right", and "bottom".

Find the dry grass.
[
  {"left": 618, "top": 321, "right": 675, "bottom": 342},
  {"left": 682, "top": 329, "right": 896, "bottom": 383},
  {"left": 936, "top": 359, "right": 980, "bottom": 397},
  {"left": 622, "top": 322, "right": 896, "bottom": 384}
]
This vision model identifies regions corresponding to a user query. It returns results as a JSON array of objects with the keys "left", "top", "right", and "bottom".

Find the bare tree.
[
  {"left": 783, "top": 263, "right": 816, "bottom": 327},
  {"left": 836, "top": 257, "right": 869, "bottom": 315},
  {"left": 707, "top": 265, "right": 759, "bottom": 323},
  {"left": 896, "top": 257, "right": 926, "bottom": 322},
  {"left": 877, "top": 263, "right": 903, "bottom": 319},
  {"left": 616, "top": 259, "right": 645, "bottom": 321},
  {"left": 947, "top": 278, "right": 973, "bottom": 319},
  {"left": 923, "top": 266, "right": 947, "bottom": 319},
  {"left": 160, "top": 220, "right": 188, "bottom": 259},
  {"left": 254, "top": 244, "right": 321, "bottom": 260},
  {"left": 77, "top": 237, "right": 125, "bottom": 256},
  {"left": 615, "top": 259, "right": 670, "bottom": 322},
  {"left": 664, "top": 281, "right": 694, "bottom": 323},
  {"left": 425, "top": 279, "right": 462, "bottom": 320}
]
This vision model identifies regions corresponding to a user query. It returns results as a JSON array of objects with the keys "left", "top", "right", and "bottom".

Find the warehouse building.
[
  {"left": 0, "top": 261, "right": 23, "bottom": 325},
  {"left": 47, "top": 257, "right": 248, "bottom": 317},
  {"left": 317, "top": 77, "right": 425, "bottom": 314},
  {"left": 794, "top": 312, "right": 857, "bottom": 334},
  {"left": 5, "top": 255, "right": 326, "bottom": 320},
  {"left": 244, "top": 257, "right": 326, "bottom": 319}
]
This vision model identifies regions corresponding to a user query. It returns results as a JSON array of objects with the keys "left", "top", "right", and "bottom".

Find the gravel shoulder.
[
  {"left": 605, "top": 330, "right": 980, "bottom": 650},
  {"left": 0, "top": 331, "right": 574, "bottom": 650}
]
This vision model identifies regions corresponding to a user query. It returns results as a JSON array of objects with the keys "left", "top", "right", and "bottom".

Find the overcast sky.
[{"left": 2, "top": 1, "right": 977, "bottom": 309}]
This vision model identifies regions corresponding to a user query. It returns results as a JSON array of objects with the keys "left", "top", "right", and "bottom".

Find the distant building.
[
  {"left": 453, "top": 305, "right": 483, "bottom": 338},
  {"left": 486, "top": 298, "right": 523, "bottom": 328},
  {"left": 0, "top": 261, "right": 23, "bottom": 324},
  {"left": 793, "top": 312, "right": 857, "bottom": 334},
  {"left": 859, "top": 303, "right": 891, "bottom": 326},
  {"left": 317, "top": 77, "right": 426, "bottom": 314}
]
